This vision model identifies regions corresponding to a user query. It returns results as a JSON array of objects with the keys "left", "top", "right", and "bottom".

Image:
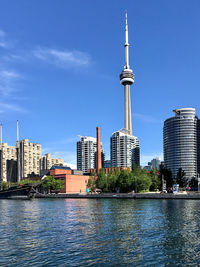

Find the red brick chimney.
[{"left": 96, "top": 126, "right": 102, "bottom": 174}]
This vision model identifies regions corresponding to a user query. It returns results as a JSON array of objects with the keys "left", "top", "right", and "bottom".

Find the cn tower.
[{"left": 120, "top": 10, "right": 134, "bottom": 136}]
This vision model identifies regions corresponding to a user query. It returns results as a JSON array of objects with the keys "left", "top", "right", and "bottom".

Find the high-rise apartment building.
[
  {"left": 151, "top": 157, "right": 161, "bottom": 170},
  {"left": 17, "top": 139, "right": 42, "bottom": 180},
  {"left": 77, "top": 136, "right": 104, "bottom": 173},
  {"left": 0, "top": 143, "right": 17, "bottom": 182},
  {"left": 164, "top": 108, "right": 199, "bottom": 180},
  {"left": 40, "top": 153, "right": 64, "bottom": 171},
  {"left": 110, "top": 129, "right": 140, "bottom": 168}
]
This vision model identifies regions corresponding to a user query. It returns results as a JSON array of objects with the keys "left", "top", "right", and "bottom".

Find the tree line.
[
  {"left": 87, "top": 164, "right": 198, "bottom": 193},
  {"left": 88, "top": 166, "right": 161, "bottom": 193}
]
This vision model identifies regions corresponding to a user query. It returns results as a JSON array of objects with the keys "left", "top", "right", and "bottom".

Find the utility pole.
[
  {"left": 17, "top": 120, "right": 19, "bottom": 142},
  {"left": 0, "top": 123, "right": 2, "bottom": 144}
]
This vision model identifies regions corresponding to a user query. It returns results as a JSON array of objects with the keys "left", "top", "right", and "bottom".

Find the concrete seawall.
[{"left": 35, "top": 192, "right": 200, "bottom": 199}]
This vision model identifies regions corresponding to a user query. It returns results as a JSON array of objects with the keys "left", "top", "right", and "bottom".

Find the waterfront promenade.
[{"left": 35, "top": 192, "right": 200, "bottom": 199}]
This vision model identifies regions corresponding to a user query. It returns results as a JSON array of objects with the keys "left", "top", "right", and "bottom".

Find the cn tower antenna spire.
[{"left": 125, "top": 10, "right": 130, "bottom": 69}]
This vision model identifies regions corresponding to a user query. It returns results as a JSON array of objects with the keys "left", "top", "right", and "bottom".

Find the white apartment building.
[
  {"left": 0, "top": 143, "right": 17, "bottom": 182},
  {"left": 0, "top": 139, "right": 66, "bottom": 183},
  {"left": 77, "top": 136, "right": 103, "bottom": 173},
  {"left": 110, "top": 129, "right": 140, "bottom": 168}
]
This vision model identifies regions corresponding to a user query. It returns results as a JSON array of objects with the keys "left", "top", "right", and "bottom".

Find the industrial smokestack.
[
  {"left": 0, "top": 124, "right": 2, "bottom": 144},
  {"left": 96, "top": 126, "right": 102, "bottom": 174}
]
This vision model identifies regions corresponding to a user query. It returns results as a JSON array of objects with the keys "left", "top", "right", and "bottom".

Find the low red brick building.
[{"left": 50, "top": 167, "right": 90, "bottom": 194}]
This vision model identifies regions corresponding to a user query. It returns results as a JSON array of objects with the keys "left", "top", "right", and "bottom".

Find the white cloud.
[
  {"left": 33, "top": 47, "right": 91, "bottom": 68},
  {"left": 64, "top": 163, "right": 77, "bottom": 170},
  {"left": 50, "top": 137, "right": 78, "bottom": 146},
  {"left": 0, "top": 69, "right": 25, "bottom": 113},
  {"left": 0, "top": 30, "right": 8, "bottom": 48},
  {"left": 133, "top": 113, "right": 162, "bottom": 124},
  {"left": 1, "top": 70, "right": 20, "bottom": 79},
  {"left": 0, "top": 70, "right": 21, "bottom": 96},
  {"left": 0, "top": 102, "right": 24, "bottom": 113},
  {"left": 3, "top": 53, "right": 28, "bottom": 62},
  {"left": 140, "top": 153, "right": 163, "bottom": 166},
  {"left": 0, "top": 30, "right": 5, "bottom": 37}
]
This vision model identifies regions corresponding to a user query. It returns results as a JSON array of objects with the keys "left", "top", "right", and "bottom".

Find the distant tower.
[{"left": 120, "top": 10, "right": 134, "bottom": 136}]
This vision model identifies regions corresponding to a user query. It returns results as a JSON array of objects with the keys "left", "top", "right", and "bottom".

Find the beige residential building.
[
  {"left": 17, "top": 139, "right": 42, "bottom": 181},
  {"left": 0, "top": 138, "right": 64, "bottom": 182},
  {"left": 40, "top": 153, "right": 64, "bottom": 171},
  {"left": 0, "top": 143, "right": 17, "bottom": 182}
]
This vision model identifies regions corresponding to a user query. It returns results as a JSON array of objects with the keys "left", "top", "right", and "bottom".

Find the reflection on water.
[{"left": 0, "top": 199, "right": 200, "bottom": 266}]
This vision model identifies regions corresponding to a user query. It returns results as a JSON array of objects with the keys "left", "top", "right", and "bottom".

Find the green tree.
[
  {"left": 159, "top": 163, "right": 173, "bottom": 189},
  {"left": 150, "top": 168, "right": 161, "bottom": 191},
  {"left": 1, "top": 181, "right": 8, "bottom": 190},
  {"left": 176, "top": 168, "right": 187, "bottom": 188},
  {"left": 107, "top": 170, "right": 118, "bottom": 192},
  {"left": 19, "top": 179, "right": 40, "bottom": 186},
  {"left": 87, "top": 167, "right": 154, "bottom": 193},
  {"left": 132, "top": 167, "right": 152, "bottom": 192},
  {"left": 87, "top": 172, "right": 96, "bottom": 192},
  {"left": 117, "top": 169, "right": 133, "bottom": 193},
  {"left": 54, "top": 179, "right": 64, "bottom": 191},
  {"left": 96, "top": 169, "right": 109, "bottom": 192},
  {"left": 41, "top": 176, "right": 64, "bottom": 193}
]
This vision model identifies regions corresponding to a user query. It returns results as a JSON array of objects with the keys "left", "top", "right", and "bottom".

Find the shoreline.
[{"left": 35, "top": 192, "right": 200, "bottom": 200}]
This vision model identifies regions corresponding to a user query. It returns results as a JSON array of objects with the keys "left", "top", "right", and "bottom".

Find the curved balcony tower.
[
  {"left": 120, "top": 10, "right": 134, "bottom": 136},
  {"left": 163, "top": 108, "right": 198, "bottom": 179}
]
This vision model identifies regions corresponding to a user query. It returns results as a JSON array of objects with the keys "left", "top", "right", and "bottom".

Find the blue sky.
[{"left": 0, "top": 0, "right": 200, "bottom": 168}]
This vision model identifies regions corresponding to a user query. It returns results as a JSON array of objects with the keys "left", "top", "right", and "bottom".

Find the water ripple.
[{"left": 0, "top": 199, "right": 200, "bottom": 266}]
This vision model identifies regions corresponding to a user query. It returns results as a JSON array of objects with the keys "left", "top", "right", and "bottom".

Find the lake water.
[{"left": 0, "top": 199, "right": 200, "bottom": 266}]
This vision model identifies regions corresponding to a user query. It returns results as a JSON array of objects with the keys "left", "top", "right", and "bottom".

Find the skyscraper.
[
  {"left": 110, "top": 129, "right": 140, "bottom": 168},
  {"left": 163, "top": 108, "right": 199, "bottom": 180},
  {"left": 120, "top": 10, "right": 134, "bottom": 136},
  {"left": 77, "top": 136, "right": 104, "bottom": 173}
]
